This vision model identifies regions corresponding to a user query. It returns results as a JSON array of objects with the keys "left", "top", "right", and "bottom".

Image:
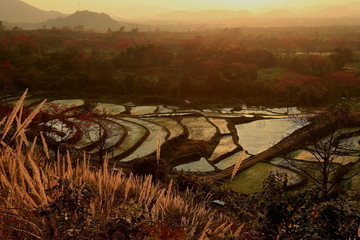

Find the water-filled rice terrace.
[{"left": 24, "top": 99, "right": 360, "bottom": 193}]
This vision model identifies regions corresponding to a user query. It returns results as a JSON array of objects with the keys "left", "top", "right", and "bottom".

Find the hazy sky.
[{"left": 22, "top": 0, "right": 357, "bottom": 17}]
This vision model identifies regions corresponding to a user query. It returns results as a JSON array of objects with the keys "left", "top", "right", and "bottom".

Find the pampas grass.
[
  {"left": 0, "top": 92, "right": 243, "bottom": 239},
  {"left": 1, "top": 89, "right": 28, "bottom": 142},
  {"left": 231, "top": 148, "right": 246, "bottom": 180},
  {"left": 0, "top": 148, "right": 241, "bottom": 239},
  {"left": 39, "top": 131, "right": 50, "bottom": 160},
  {"left": 156, "top": 131, "right": 161, "bottom": 164}
]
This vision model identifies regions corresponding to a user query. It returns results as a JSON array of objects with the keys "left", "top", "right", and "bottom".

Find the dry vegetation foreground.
[{"left": 0, "top": 93, "right": 243, "bottom": 239}]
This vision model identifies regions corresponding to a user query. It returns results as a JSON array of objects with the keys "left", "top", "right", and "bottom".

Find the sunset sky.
[{"left": 22, "top": 0, "right": 357, "bottom": 17}]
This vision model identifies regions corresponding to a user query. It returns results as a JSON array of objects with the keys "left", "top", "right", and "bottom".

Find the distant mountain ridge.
[
  {"left": 308, "top": 6, "right": 360, "bottom": 18},
  {"left": 45, "top": 11, "right": 121, "bottom": 32},
  {"left": 153, "top": 2, "right": 360, "bottom": 21},
  {"left": 153, "top": 9, "right": 253, "bottom": 21},
  {"left": 260, "top": 9, "right": 298, "bottom": 18},
  {"left": 0, "top": 0, "right": 65, "bottom": 23},
  {"left": 2, "top": 0, "right": 360, "bottom": 31}
]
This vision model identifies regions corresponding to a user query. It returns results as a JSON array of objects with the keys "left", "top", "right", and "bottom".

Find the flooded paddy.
[
  {"left": 119, "top": 117, "right": 168, "bottom": 162},
  {"left": 94, "top": 103, "right": 126, "bottom": 115},
  {"left": 51, "top": 99, "right": 84, "bottom": 107},
  {"left": 181, "top": 116, "right": 217, "bottom": 141},
  {"left": 224, "top": 162, "right": 302, "bottom": 194},
  {"left": 209, "top": 118, "right": 231, "bottom": 134},
  {"left": 175, "top": 157, "right": 215, "bottom": 172},
  {"left": 31, "top": 98, "right": 353, "bottom": 194},
  {"left": 235, "top": 119, "right": 303, "bottom": 155},
  {"left": 130, "top": 106, "right": 158, "bottom": 115},
  {"left": 208, "top": 135, "right": 238, "bottom": 162},
  {"left": 215, "top": 150, "right": 251, "bottom": 170},
  {"left": 110, "top": 118, "right": 148, "bottom": 158},
  {"left": 147, "top": 118, "right": 184, "bottom": 140}
]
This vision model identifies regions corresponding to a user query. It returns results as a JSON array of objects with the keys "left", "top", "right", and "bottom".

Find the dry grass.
[
  {"left": 156, "top": 131, "right": 161, "bottom": 165},
  {"left": 0, "top": 93, "right": 242, "bottom": 239},
  {"left": 231, "top": 149, "right": 246, "bottom": 180}
]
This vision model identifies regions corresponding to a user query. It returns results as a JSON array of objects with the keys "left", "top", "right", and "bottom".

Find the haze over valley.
[{"left": 2, "top": 0, "right": 360, "bottom": 31}]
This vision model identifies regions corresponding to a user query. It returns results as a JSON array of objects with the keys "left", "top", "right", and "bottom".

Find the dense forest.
[{"left": 1, "top": 24, "right": 360, "bottom": 105}]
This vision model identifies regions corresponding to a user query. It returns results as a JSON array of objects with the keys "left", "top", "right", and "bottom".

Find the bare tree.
[
  {"left": 39, "top": 102, "right": 78, "bottom": 160},
  {"left": 78, "top": 109, "right": 122, "bottom": 165},
  {"left": 284, "top": 105, "right": 360, "bottom": 200}
]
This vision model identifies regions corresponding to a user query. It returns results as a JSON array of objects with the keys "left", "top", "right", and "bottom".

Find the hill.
[
  {"left": 260, "top": 9, "right": 298, "bottom": 18},
  {"left": 153, "top": 9, "right": 253, "bottom": 21},
  {"left": 0, "top": 0, "right": 65, "bottom": 23},
  {"left": 309, "top": 6, "right": 360, "bottom": 18},
  {"left": 46, "top": 10, "right": 122, "bottom": 32}
]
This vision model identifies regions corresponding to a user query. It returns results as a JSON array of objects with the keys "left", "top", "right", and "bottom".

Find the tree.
[
  {"left": 290, "top": 55, "right": 333, "bottom": 76},
  {"left": 329, "top": 48, "right": 354, "bottom": 70},
  {"left": 39, "top": 102, "right": 79, "bottom": 160},
  {"left": 78, "top": 107, "right": 122, "bottom": 165},
  {"left": 0, "top": 21, "right": 4, "bottom": 31},
  {"left": 0, "top": 61, "right": 18, "bottom": 105},
  {"left": 284, "top": 106, "right": 360, "bottom": 200},
  {"left": 244, "top": 171, "right": 360, "bottom": 239},
  {"left": 73, "top": 25, "right": 85, "bottom": 32}
]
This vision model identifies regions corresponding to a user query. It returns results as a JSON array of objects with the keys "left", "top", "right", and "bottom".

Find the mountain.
[
  {"left": 46, "top": 11, "right": 122, "bottom": 32},
  {"left": 298, "top": 4, "right": 331, "bottom": 15},
  {"left": 308, "top": 6, "right": 360, "bottom": 18},
  {"left": 0, "top": 0, "right": 65, "bottom": 23},
  {"left": 259, "top": 9, "right": 298, "bottom": 18},
  {"left": 110, "top": 5, "right": 171, "bottom": 19},
  {"left": 153, "top": 9, "right": 253, "bottom": 21},
  {"left": 345, "top": 1, "right": 360, "bottom": 11}
]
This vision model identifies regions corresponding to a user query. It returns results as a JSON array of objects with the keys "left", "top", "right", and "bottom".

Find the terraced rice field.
[
  {"left": 270, "top": 157, "right": 340, "bottom": 189},
  {"left": 342, "top": 161, "right": 360, "bottom": 199},
  {"left": 181, "top": 117, "right": 217, "bottom": 141},
  {"left": 157, "top": 105, "right": 175, "bottom": 113},
  {"left": 236, "top": 119, "right": 303, "bottom": 155},
  {"left": 209, "top": 118, "right": 231, "bottom": 134},
  {"left": 119, "top": 117, "right": 168, "bottom": 162},
  {"left": 31, "top": 99, "right": 316, "bottom": 183},
  {"left": 175, "top": 157, "right": 215, "bottom": 172},
  {"left": 37, "top": 101, "right": 308, "bottom": 170},
  {"left": 110, "top": 118, "right": 148, "bottom": 158},
  {"left": 215, "top": 150, "right": 251, "bottom": 170},
  {"left": 339, "top": 135, "right": 360, "bottom": 151},
  {"left": 130, "top": 106, "right": 158, "bottom": 115},
  {"left": 11, "top": 97, "right": 341, "bottom": 193},
  {"left": 146, "top": 118, "right": 184, "bottom": 140},
  {"left": 208, "top": 135, "right": 238, "bottom": 162},
  {"left": 285, "top": 128, "right": 360, "bottom": 165},
  {"left": 224, "top": 162, "right": 302, "bottom": 194},
  {"left": 265, "top": 107, "right": 302, "bottom": 115},
  {"left": 88, "top": 119, "right": 125, "bottom": 154},
  {"left": 94, "top": 103, "right": 126, "bottom": 115},
  {"left": 234, "top": 109, "right": 279, "bottom": 116},
  {"left": 289, "top": 149, "right": 359, "bottom": 165},
  {"left": 220, "top": 108, "right": 233, "bottom": 114},
  {"left": 71, "top": 119, "right": 102, "bottom": 149},
  {"left": 51, "top": 99, "right": 84, "bottom": 107},
  {"left": 42, "top": 119, "right": 76, "bottom": 142}
]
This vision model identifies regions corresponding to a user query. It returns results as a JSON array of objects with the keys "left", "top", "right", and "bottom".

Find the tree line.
[{"left": 0, "top": 27, "right": 359, "bottom": 105}]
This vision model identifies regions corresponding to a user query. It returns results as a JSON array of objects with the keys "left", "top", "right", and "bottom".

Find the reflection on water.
[{"left": 236, "top": 119, "right": 304, "bottom": 155}]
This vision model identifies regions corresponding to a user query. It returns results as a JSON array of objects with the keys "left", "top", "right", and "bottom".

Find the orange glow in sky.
[{"left": 22, "top": 0, "right": 357, "bottom": 17}]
